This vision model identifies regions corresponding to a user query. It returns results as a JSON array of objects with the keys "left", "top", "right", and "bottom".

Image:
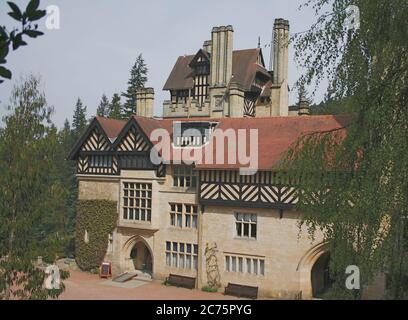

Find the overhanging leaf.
[
  {"left": 26, "top": 0, "right": 40, "bottom": 15},
  {"left": 8, "top": 12, "right": 22, "bottom": 22},
  {"left": 28, "top": 10, "right": 46, "bottom": 22},
  {"left": 24, "top": 30, "right": 43, "bottom": 38},
  {"left": 0, "top": 27, "right": 8, "bottom": 41},
  {"left": 7, "top": 2, "right": 23, "bottom": 20},
  {"left": 0, "top": 43, "right": 9, "bottom": 60},
  {"left": 0, "top": 66, "right": 12, "bottom": 79}
]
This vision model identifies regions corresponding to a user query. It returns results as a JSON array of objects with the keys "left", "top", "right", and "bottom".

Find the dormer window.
[
  {"left": 173, "top": 121, "right": 218, "bottom": 147},
  {"left": 189, "top": 49, "right": 210, "bottom": 105}
]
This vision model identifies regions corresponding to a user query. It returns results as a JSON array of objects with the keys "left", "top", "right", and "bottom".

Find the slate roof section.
[{"left": 163, "top": 48, "right": 270, "bottom": 92}]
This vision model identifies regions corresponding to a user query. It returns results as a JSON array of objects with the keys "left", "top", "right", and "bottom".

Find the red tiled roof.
[
  {"left": 95, "top": 116, "right": 127, "bottom": 140},
  {"left": 132, "top": 115, "right": 350, "bottom": 171}
]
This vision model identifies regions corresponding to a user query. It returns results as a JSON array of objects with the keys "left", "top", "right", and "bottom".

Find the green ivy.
[{"left": 75, "top": 200, "right": 117, "bottom": 271}]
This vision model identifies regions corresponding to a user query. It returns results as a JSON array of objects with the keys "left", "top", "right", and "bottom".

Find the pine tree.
[
  {"left": 96, "top": 94, "right": 110, "bottom": 117},
  {"left": 72, "top": 98, "right": 87, "bottom": 139},
  {"left": 0, "top": 75, "right": 69, "bottom": 299},
  {"left": 108, "top": 93, "right": 122, "bottom": 120},
  {"left": 121, "top": 54, "right": 148, "bottom": 118}
]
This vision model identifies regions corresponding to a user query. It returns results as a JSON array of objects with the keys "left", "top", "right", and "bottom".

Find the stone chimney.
[
  {"left": 210, "top": 25, "right": 233, "bottom": 87},
  {"left": 135, "top": 88, "right": 154, "bottom": 118},
  {"left": 203, "top": 40, "right": 212, "bottom": 54},
  {"left": 298, "top": 98, "right": 310, "bottom": 116},
  {"left": 273, "top": 18, "right": 289, "bottom": 85}
]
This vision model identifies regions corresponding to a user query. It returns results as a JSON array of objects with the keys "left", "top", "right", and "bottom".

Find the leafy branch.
[{"left": 0, "top": 0, "right": 46, "bottom": 84}]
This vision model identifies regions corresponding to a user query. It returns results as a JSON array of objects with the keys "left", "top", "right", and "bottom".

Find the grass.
[{"left": 201, "top": 286, "right": 218, "bottom": 293}]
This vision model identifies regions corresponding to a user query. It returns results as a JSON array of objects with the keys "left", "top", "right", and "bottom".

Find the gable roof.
[
  {"left": 163, "top": 55, "right": 195, "bottom": 91},
  {"left": 189, "top": 49, "right": 210, "bottom": 67},
  {"left": 230, "top": 49, "right": 270, "bottom": 90},
  {"left": 95, "top": 116, "right": 127, "bottom": 141},
  {"left": 67, "top": 117, "right": 126, "bottom": 160},
  {"left": 163, "top": 48, "right": 270, "bottom": 92},
  {"left": 70, "top": 115, "right": 350, "bottom": 171}
]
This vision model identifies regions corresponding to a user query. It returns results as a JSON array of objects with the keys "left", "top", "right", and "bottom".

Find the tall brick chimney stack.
[
  {"left": 210, "top": 25, "right": 234, "bottom": 87},
  {"left": 273, "top": 18, "right": 289, "bottom": 85}
]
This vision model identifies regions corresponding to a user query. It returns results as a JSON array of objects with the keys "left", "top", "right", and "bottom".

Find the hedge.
[{"left": 75, "top": 200, "right": 117, "bottom": 271}]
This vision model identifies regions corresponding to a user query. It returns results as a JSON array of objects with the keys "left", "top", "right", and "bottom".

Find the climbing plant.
[
  {"left": 75, "top": 200, "right": 117, "bottom": 271},
  {"left": 204, "top": 242, "right": 221, "bottom": 290}
]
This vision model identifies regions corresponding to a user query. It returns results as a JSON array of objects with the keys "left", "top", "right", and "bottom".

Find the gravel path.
[{"left": 59, "top": 270, "right": 240, "bottom": 300}]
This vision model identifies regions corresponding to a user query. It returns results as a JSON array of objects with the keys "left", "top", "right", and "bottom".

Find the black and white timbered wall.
[
  {"left": 74, "top": 121, "right": 165, "bottom": 177},
  {"left": 198, "top": 170, "right": 298, "bottom": 210}
]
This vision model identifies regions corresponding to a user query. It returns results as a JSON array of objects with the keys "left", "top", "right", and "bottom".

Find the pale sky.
[{"left": 0, "top": 0, "right": 326, "bottom": 127}]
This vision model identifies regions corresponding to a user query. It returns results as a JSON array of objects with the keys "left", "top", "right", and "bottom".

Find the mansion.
[{"left": 69, "top": 19, "right": 384, "bottom": 299}]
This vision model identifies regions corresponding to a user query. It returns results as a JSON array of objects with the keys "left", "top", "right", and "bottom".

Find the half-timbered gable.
[
  {"left": 68, "top": 117, "right": 124, "bottom": 175},
  {"left": 116, "top": 123, "right": 151, "bottom": 152},
  {"left": 80, "top": 125, "right": 112, "bottom": 152}
]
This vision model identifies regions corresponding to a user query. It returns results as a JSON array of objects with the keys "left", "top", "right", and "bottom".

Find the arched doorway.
[
  {"left": 311, "top": 251, "right": 333, "bottom": 297},
  {"left": 129, "top": 241, "right": 153, "bottom": 275}
]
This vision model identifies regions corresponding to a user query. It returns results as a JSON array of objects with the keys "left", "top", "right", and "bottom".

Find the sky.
[{"left": 0, "top": 0, "right": 326, "bottom": 128}]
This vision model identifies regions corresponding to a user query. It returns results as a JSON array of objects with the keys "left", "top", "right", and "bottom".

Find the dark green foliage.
[
  {"left": 56, "top": 119, "right": 77, "bottom": 257},
  {"left": 72, "top": 98, "right": 87, "bottom": 139},
  {"left": 96, "top": 94, "right": 110, "bottom": 117},
  {"left": 121, "top": 54, "right": 148, "bottom": 118},
  {"left": 0, "top": 75, "right": 69, "bottom": 299},
  {"left": 108, "top": 93, "right": 122, "bottom": 120},
  {"left": 75, "top": 200, "right": 117, "bottom": 271},
  {"left": 0, "top": 0, "right": 46, "bottom": 83},
  {"left": 287, "top": 0, "right": 408, "bottom": 299}
]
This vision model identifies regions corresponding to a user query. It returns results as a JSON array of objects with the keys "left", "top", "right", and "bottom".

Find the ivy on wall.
[{"left": 75, "top": 200, "right": 117, "bottom": 271}]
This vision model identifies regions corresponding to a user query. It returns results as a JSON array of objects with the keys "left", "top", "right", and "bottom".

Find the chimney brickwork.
[{"left": 135, "top": 88, "right": 154, "bottom": 118}]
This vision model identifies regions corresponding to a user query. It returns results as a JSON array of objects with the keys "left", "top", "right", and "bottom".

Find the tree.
[
  {"left": 285, "top": 0, "right": 408, "bottom": 299},
  {"left": 121, "top": 54, "right": 148, "bottom": 118},
  {"left": 96, "top": 94, "right": 109, "bottom": 117},
  {"left": 72, "top": 98, "right": 87, "bottom": 139},
  {"left": 0, "top": 75, "right": 68, "bottom": 299},
  {"left": 0, "top": 0, "right": 47, "bottom": 83},
  {"left": 57, "top": 119, "right": 77, "bottom": 257},
  {"left": 108, "top": 93, "right": 122, "bottom": 120}
]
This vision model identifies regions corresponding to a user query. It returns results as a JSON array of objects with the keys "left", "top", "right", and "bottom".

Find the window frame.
[
  {"left": 225, "top": 254, "right": 265, "bottom": 276},
  {"left": 172, "top": 166, "right": 197, "bottom": 188},
  {"left": 235, "top": 213, "right": 258, "bottom": 239},
  {"left": 169, "top": 203, "right": 199, "bottom": 229},
  {"left": 165, "top": 241, "right": 198, "bottom": 270},
  {"left": 122, "top": 182, "right": 152, "bottom": 223}
]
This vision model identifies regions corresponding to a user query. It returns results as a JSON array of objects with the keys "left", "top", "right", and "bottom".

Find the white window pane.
[
  {"left": 253, "top": 259, "right": 258, "bottom": 275},
  {"left": 166, "top": 253, "right": 171, "bottom": 266},
  {"left": 260, "top": 260, "right": 265, "bottom": 275},
  {"left": 179, "top": 254, "right": 185, "bottom": 268},
  {"left": 186, "top": 255, "right": 192, "bottom": 269},
  {"left": 231, "top": 257, "right": 237, "bottom": 272}
]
